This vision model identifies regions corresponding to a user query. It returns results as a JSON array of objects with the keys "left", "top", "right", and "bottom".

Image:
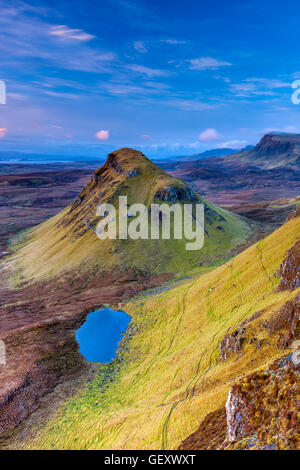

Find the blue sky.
[{"left": 0, "top": 0, "right": 300, "bottom": 159}]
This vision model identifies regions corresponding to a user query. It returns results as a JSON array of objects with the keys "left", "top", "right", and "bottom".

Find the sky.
[{"left": 0, "top": 0, "right": 300, "bottom": 159}]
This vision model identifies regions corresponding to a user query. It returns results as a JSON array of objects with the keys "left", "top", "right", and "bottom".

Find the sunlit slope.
[
  {"left": 27, "top": 215, "right": 300, "bottom": 450},
  {"left": 11, "top": 148, "right": 252, "bottom": 281}
]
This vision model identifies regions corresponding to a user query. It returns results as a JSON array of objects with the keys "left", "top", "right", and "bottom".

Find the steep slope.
[
  {"left": 25, "top": 209, "right": 300, "bottom": 450},
  {"left": 229, "top": 133, "right": 300, "bottom": 170},
  {"left": 10, "top": 148, "right": 253, "bottom": 281}
]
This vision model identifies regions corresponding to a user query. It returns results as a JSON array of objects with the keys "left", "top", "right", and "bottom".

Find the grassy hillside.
[
  {"left": 24, "top": 214, "right": 300, "bottom": 450},
  {"left": 10, "top": 148, "right": 252, "bottom": 282}
]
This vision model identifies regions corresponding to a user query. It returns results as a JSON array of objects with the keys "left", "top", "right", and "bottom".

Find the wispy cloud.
[
  {"left": 0, "top": 2, "right": 115, "bottom": 73},
  {"left": 49, "top": 25, "right": 95, "bottom": 42},
  {"left": 190, "top": 57, "right": 231, "bottom": 70},
  {"left": 166, "top": 99, "right": 216, "bottom": 111},
  {"left": 103, "top": 80, "right": 169, "bottom": 97},
  {"left": 133, "top": 41, "right": 148, "bottom": 53},
  {"left": 140, "top": 134, "right": 152, "bottom": 140},
  {"left": 230, "top": 78, "right": 291, "bottom": 97},
  {"left": 127, "top": 64, "right": 170, "bottom": 77}
]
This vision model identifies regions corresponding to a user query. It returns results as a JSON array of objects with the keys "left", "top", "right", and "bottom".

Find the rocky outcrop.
[
  {"left": 219, "top": 328, "right": 246, "bottom": 361},
  {"left": 225, "top": 349, "right": 300, "bottom": 449},
  {"left": 155, "top": 186, "right": 196, "bottom": 202},
  {"left": 107, "top": 151, "right": 139, "bottom": 178},
  {"left": 277, "top": 239, "right": 300, "bottom": 291},
  {"left": 219, "top": 310, "right": 263, "bottom": 362}
]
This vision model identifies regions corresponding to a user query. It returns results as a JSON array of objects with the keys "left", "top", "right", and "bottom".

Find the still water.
[{"left": 76, "top": 308, "right": 130, "bottom": 362}]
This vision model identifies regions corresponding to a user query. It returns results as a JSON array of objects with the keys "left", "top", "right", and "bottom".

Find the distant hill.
[
  {"left": 161, "top": 145, "right": 254, "bottom": 163},
  {"left": 0, "top": 150, "right": 102, "bottom": 164},
  {"left": 12, "top": 148, "right": 253, "bottom": 281},
  {"left": 228, "top": 133, "right": 300, "bottom": 170},
  {"left": 186, "top": 145, "right": 253, "bottom": 160}
]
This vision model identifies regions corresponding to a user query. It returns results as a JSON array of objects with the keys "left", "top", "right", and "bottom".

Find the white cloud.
[
  {"left": 167, "top": 99, "right": 215, "bottom": 111},
  {"left": 230, "top": 78, "right": 291, "bottom": 97},
  {"left": 140, "top": 134, "right": 152, "bottom": 140},
  {"left": 190, "top": 57, "right": 231, "bottom": 70},
  {"left": 49, "top": 25, "right": 95, "bottom": 42},
  {"left": 246, "top": 78, "right": 290, "bottom": 89},
  {"left": 0, "top": 128, "right": 7, "bottom": 139},
  {"left": 0, "top": 5, "right": 114, "bottom": 73},
  {"left": 133, "top": 41, "right": 148, "bottom": 53},
  {"left": 95, "top": 130, "right": 110, "bottom": 140},
  {"left": 198, "top": 128, "right": 222, "bottom": 142},
  {"left": 127, "top": 64, "right": 169, "bottom": 77}
]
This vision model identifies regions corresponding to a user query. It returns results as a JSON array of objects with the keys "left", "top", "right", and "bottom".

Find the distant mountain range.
[
  {"left": 1, "top": 133, "right": 300, "bottom": 171},
  {"left": 177, "top": 145, "right": 254, "bottom": 161},
  {"left": 0, "top": 150, "right": 103, "bottom": 164}
]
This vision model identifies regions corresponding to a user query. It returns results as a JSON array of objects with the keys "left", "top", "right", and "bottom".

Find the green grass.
[
  {"left": 24, "top": 215, "right": 300, "bottom": 450},
  {"left": 10, "top": 151, "right": 253, "bottom": 282}
]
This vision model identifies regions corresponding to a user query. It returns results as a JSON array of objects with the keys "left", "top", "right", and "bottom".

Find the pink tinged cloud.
[
  {"left": 64, "top": 134, "right": 72, "bottom": 139},
  {"left": 140, "top": 134, "right": 152, "bottom": 140},
  {"left": 190, "top": 57, "right": 231, "bottom": 70},
  {"left": 198, "top": 128, "right": 222, "bottom": 142},
  {"left": 0, "top": 128, "right": 7, "bottom": 139},
  {"left": 95, "top": 130, "right": 110, "bottom": 140}
]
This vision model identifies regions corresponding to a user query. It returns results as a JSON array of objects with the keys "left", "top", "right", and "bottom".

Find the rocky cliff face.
[
  {"left": 179, "top": 348, "right": 300, "bottom": 450},
  {"left": 225, "top": 349, "right": 300, "bottom": 449},
  {"left": 254, "top": 133, "right": 298, "bottom": 158},
  {"left": 228, "top": 133, "right": 300, "bottom": 170},
  {"left": 277, "top": 240, "right": 300, "bottom": 291}
]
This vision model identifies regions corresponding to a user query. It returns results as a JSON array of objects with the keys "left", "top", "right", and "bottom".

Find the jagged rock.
[
  {"left": 125, "top": 168, "right": 139, "bottom": 178},
  {"left": 225, "top": 349, "right": 300, "bottom": 448},
  {"left": 155, "top": 186, "right": 196, "bottom": 202},
  {"left": 106, "top": 152, "right": 139, "bottom": 177},
  {"left": 219, "top": 328, "right": 246, "bottom": 361},
  {"left": 292, "top": 348, "right": 300, "bottom": 365},
  {"left": 277, "top": 240, "right": 300, "bottom": 291},
  {"left": 286, "top": 204, "right": 300, "bottom": 221}
]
